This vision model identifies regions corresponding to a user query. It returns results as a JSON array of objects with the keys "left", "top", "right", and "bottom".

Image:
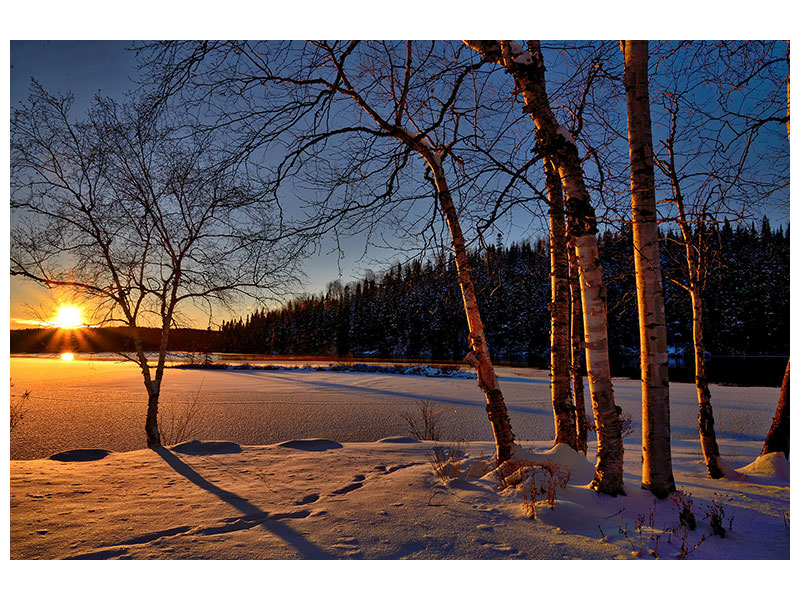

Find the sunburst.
[{"left": 52, "top": 306, "right": 83, "bottom": 329}]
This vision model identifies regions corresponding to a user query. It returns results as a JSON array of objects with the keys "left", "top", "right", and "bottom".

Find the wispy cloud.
[{"left": 10, "top": 317, "right": 50, "bottom": 329}]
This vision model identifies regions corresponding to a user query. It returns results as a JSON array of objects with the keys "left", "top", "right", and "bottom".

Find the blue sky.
[
  {"left": 8, "top": 40, "right": 790, "bottom": 330},
  {"left": 11, "top": 42, "right": 137, "bottom": 327},
  {"left": 11, "top": 40, "right": 139, "bottom": 109},
  {"left": 9, "top": 41, "right": 408, "bottom": 328}
]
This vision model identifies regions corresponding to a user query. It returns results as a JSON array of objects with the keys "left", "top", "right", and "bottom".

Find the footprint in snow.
[
  {"left": 331, "top": 536, "right": 363, "bottom": 558},
  {"left": 295, "top": 493, "right": 320, "bottom": 505},
  {"left": 386, "top": 462, "right": 421, "bottom": 473},
  {"left": 330, "top": 482, "right": 364, "bottom": 496}
]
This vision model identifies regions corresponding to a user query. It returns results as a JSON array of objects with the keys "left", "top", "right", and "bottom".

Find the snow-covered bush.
[
  {"left": 493, "top": 459, "right": 571, "bottom": 520},
  {"left": 428, "top": 441, "right": 468, "bottom": 481}
]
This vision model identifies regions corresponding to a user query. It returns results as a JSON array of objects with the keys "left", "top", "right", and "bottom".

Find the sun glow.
[
  {"left": 60, "top": 352, "right": 75, "bottom": 361},
  {"left": 52, "top": 306, "right": 83, "bottom": 329}
]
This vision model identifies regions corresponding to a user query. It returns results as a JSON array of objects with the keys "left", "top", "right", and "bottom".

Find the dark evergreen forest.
[
  {"left": 10, "top": 219, "right": 789, "bottom": 385},
  {"left": 219, "top": 219, "right": 789, "bottom": 383}
]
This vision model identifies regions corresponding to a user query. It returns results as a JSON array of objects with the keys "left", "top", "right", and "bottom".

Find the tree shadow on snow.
[
  {"left": 258, "top": 372, "right": 553, "bottom": 417},
  {"left": 152, "top": 446, "right": 334, "bottom": 559}
]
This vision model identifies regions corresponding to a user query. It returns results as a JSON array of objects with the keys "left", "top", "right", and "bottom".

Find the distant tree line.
[
  {"left": 14, "top": 219, "right": 786, "bottom": 385},
  {"left": 10, "top": 327, "right": 217, "bottom": 356},
  {"left": 218, "top": 218, "right": 788, "bottom": 383}
]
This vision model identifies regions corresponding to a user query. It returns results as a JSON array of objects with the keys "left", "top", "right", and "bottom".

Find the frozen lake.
[{"left": 10, "top": 355, "right": 780, "bottom": 460}]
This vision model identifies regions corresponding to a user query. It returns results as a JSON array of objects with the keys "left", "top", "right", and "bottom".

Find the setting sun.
[
  {"left": 53, "top": 306, "right": 83, "bottom": 329},
  {"left": 60, "top": 352, "right": 75, "bottom": 361}
]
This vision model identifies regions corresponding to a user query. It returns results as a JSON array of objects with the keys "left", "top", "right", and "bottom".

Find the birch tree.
[
  {"left": 656, "top": 110, "right": 725, "bottom": 478},
  {"left": 568, "top": 237, "right": 589, "bottom": 454},
  {"left": 650, "top": 40, "right": 789, "bottom": 478},
  {"left": 762, "top": 41, "right": 789, "bottom": 460},
  {"left": 140, "top": 40, "right": 517, "bottom": 463},
  {"left": 11, "top": 85, "right": 296, "bottom": 446},
  {"left": 544, "top": 158, "right": 577, "bottom": 449},
  {"left": 466, "top": 40, "right": 625, "bottom": 495},
  {"left": 762, "top": 359, "right": 789, "bottom": 458},
  {"left": 622, "top": 40, "right": 675, "bottom": 497}
]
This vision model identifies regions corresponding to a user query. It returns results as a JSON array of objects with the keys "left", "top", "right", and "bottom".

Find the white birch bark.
[
  {"left": 688, "top": 283, "right": 725, "bottom": 477},
  {"left": 427, "top": 158, "right": 515, "bottom": 464},
  {"left": 324, "top": 48, "right": 516, "bottom": 464},
  {"left": 545, "top": 158, "right": 577, "bottom": 449},
  {"left": 622, "top": 40, "right": 675, "bottom": 497},
  {"left": 465, "top": 40, "right": 624, "bottom": 495}
]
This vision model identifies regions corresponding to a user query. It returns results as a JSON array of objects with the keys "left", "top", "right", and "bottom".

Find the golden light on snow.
[
  {"left": 60, "top": 352, "right": 75, "bottom": 361},
  {"left": 52, "top": 306, "right": 83, "bottom": 329}
]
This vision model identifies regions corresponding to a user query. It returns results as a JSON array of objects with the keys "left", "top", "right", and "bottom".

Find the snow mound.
[
  {"left": 375, "top": 436, "right": 420, "bottom": 444},
  {"left": 49, "top": 449, "right": 111, "bottom": 462},
  {"left": 735, "top": 452, "right": 790, "bottom": 482},
  {"left": 169, "top": 440, "right": 242, "bottom": 455},
  {"left": 492, "top": 443, "right": 595, "bottom": 485},
  {"left": 452, "top": 455, "right": 494, "bottom": 479},
  {"left": 276, "top": 439, "right": 343, "bottom": 451}
]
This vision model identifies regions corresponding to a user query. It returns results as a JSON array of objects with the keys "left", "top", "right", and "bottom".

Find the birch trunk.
[
  {"left": 622, "top": 40, "right": 675, "bottom": 497},
  {"left": 465, "top": 40, "right": 624, "bottom": 494},
  {"left": 122, "top": 323, "right": 162, "bottom": 447},
  {"left": 145, "top": 380, "right": 162, "bottom": 447},
  {"left": 762, "top": 359, "right": 790, "bottom": 458},
  {"left": 690, "top": 282, "right": 725, "bottom": 477},
  {"left": 127, "top": 322, "right": 164, "bottom": 448},
  {"left": 325, "top": 50, "right": 516, "bottom": 465},
  {"left": 428, "top": 158, "right": 515, "bottom": 464},
  {"left": 568, "top": 237, "right": 588, "bottom": 454},
  {"left": 573, "top": 233, "right": 624, "bottom": 493},
  {"left": 760, "top": 44, "right": 790, "bottom": 460},
  {"left": 545, "top": 158, "right": 577, "bottom": 449},
  {"left": 660, "top": 100, "right": 726, "bottom": 479}
]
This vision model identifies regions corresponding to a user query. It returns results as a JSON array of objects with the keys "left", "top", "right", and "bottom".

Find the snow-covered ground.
[{"left": 8, "top": 355, "right": 791, "bottom": 565}]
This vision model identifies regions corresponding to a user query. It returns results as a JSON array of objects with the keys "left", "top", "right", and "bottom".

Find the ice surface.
[{"left": 10, "top": 357, "right": 781, "bottom": 461}]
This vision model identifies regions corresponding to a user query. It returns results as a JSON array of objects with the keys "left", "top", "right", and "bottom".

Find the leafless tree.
[
  {"left": 649, "top": 40, "right": 789, "bottom": 478},
  {"left": 138, "top": 40, "right": 520, "bottom": 462},
  {"left": 466, "top": 40, "right": 625, "bottom": 496},
  {"left": 544, "top": 158, "right": 577, "bottom": 449},
  {"left": 762, "top": 358, "right": 789, "bottom": 458},
  {"left": 11, "top": 84, "right": 299, "bottom": 446},
  {"left": 622, "top": 40, "right": 675, "bottom": 497}
]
